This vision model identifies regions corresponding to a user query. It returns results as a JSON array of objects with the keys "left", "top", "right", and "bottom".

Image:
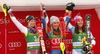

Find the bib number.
[
  {"left": 78, "top": 36, "right": 81, "bottom": 41},
  {"left": 34, "top": 36, "right": 37, "bottom": 42}
]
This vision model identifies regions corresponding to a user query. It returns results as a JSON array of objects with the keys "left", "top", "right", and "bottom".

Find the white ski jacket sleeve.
[{"left": 10, "top": 16, "right": 27, "bottom": 34}]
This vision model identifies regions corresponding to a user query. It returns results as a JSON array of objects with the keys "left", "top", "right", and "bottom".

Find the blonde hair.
[{"left": 51, "top": 24, "right": 62, "bottom": 38}]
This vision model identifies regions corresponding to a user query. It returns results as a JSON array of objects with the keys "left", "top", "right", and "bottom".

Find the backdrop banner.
[{"left": 0, "top": 9, "right": 99, "bottom": 54}]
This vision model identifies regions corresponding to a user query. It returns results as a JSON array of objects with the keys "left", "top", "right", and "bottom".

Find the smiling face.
[
  {"left": 52, "top": 22, "right": 59, "bottom": 30},
  {"left": 28, "top": 19, "right": 36, "bottom": 27},
  {"left": 77, "top": 19, "right": 83, "bottom": 28}
]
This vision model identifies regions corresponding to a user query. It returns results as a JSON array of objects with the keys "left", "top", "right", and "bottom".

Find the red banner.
[{"left": 0, "top": 9, "right": 99, "bottom": 54}]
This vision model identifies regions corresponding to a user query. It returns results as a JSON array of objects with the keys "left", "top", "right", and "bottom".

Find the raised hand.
[
  {"left": 66, "top": 2, "right": 75, "bottom": 11},
  {"left": 40, "top": 3, "right": 45, "bottom": 11}
]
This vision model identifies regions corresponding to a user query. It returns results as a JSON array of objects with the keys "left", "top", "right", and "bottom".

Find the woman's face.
[
  {"left": 29, "top": 19, "right": 36, "bottom": 27},
  {"left": 77, "top": 19, "right": 83, "bottom": 28},
  {"left": 52, "top": 22, "right": 59, "bottom": 30}
]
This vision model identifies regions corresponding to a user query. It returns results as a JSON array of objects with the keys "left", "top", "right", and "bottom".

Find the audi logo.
[
  {"left": 67, "top": 39, "right": 73, "bottom": 44},
  {"left": 46, "top": 39, "right": 73, "bottom": 45},
  {"left": 8, "top": 42, "right": 21, "bottom": 47},
  {"left": 0, "top": 43, "right": 2, "bottom": 48},
  {"left": 51, "top": 38, "right": 61, "bottom": 44}
]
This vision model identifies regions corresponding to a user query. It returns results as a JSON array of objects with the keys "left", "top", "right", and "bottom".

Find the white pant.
[{"left": 72, "top": 49, "right": 84, "bottom": 54}]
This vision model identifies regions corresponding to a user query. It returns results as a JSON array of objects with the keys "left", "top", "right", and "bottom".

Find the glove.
[
  {"left": 3, "top": 4, "right": 12, "bottom": 13},
  {"left": 66, "top": 2, "right": 75, "bottom": 11},
  {"left": 3, "top": 4, "right": 10, "bottom": 11}
]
